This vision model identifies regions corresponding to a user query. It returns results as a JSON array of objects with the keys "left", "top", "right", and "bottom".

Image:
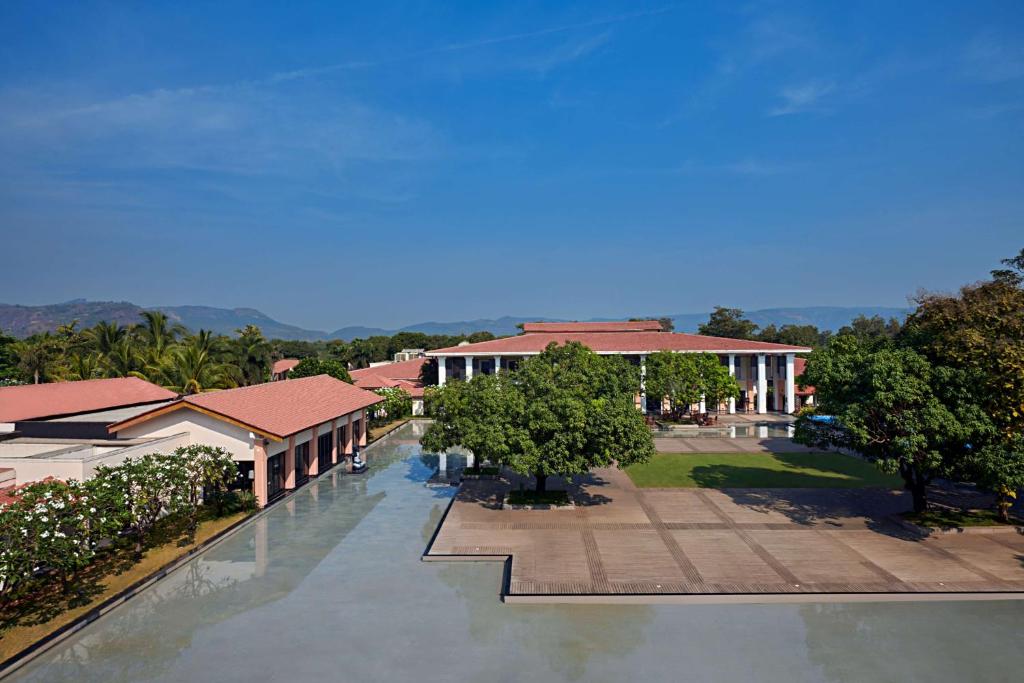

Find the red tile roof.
[
  {"left": 522, "top": 320, "right": 664, "bottom": 333},
  {"left": 0, "top": 377, "right": 178, "bottom": 423},
  {"left": 272, "top": 358, "right": 300, "bottom": 375},
  {"left": 794, "top": 357, "right": 816, "bottom": 395},
  {"left": 427, "top": 331, "right": 811, "bottom": 356},
  {"left": 109, "top": 374, "right": 382, "bottom": 440},
  {"left": 351, "top": 359, "right": 427, "bottom": 398}
]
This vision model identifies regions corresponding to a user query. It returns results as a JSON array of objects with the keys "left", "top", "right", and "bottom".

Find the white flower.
[{"left": 40, "top": 531, "right": 49, "bottom": 538}]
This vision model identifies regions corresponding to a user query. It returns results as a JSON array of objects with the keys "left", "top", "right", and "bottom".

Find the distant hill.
[
  {"left": 0, "top": 301, "right": 910, "bottom": 341},
  {"left": 0, "top": 300, "right": 145, "bottom": 337},
  {"left": 0, "top": 300, "right": 328, "bottom": 340},
  {"left": 157, "top": 305, "right": 328, "bottom": 340}
]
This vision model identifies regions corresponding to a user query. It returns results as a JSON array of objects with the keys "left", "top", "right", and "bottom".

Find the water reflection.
[{"left": 8, "top": 424, "right": 1024, "bottom": 683}]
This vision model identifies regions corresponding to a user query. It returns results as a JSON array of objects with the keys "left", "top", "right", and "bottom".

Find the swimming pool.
[{"left": 7, "top": 422, "right": 1023, "bottom": 682}]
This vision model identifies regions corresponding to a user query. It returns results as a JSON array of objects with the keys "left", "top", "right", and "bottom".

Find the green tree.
[
  {"left": 758, "top": 323, "right": 825, "bottom": 348},
  {"left": 698, "top": 307, "right": 758, "bottom": 340},
  {"left": 644, "top": 351, "right": 702, "bottom": 412},
  {"left": 373, "top": 386, "right": 413, "bottom": 422},
  {"left": 0, "top": 328, "right": 18, "bottom": 381},
  {"left": 234, "top": 324, "right": 272, "bottom": 386},
  {"left": 422, "top": 343, "right": 653, "bottom": 492},
  {"left": 902, "top": 250, "right": 1024, "bottom": 435},
  {"left": 794, "top": 336, "right": 976, "bottom": 512},
  {"left": 13, "top": 336, "right": 60, "bottom": 383},
  {"left": 837, "top": 315, "right": 901, "bottom": 345},
  {"left": 171, "top": 445, "right": 239, "bottom": 536},
  {"left": 421, "top": 373, "right": 528, "bottom": 471},
  {"left": 93, "top": 454, "right": 188, "bottom": 557},
  {"left": 289, "top": 357, "right": 353, "bottom": 383}
]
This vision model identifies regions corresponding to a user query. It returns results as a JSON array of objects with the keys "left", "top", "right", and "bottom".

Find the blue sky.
[{"left": 1, "top": 1, "right": 1021, "bottom": 330}]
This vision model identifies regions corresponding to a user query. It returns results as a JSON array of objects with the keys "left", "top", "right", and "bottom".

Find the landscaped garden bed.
[
  {"left": 625, "top": 452, "right": 902, "bottom": 489},
  {"left": 461, "top": 465, "right": 501, "bottom": 480},
  {"left": 503, "top": 489, "right": 572, "bottom": 509}
]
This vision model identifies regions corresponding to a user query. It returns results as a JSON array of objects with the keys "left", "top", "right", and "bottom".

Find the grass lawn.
[
  {"left": 0, "top": 511, "right": 248, "bottom": 664},
  {"left": 625, "top": 452, "right": 902, "bottom": 489}
]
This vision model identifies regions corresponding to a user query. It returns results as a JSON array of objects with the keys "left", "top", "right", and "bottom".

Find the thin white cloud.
[
  {"left": 768, "top": 79, "right": 836, "bottom": 116},
  {"left": 961, "top": 30, "right": 1024, "bottom": 83}
]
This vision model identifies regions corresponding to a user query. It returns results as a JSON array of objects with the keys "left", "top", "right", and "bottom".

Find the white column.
[
  {"left": 785, "top": 353, "right": 796, "bottom": 415},
  {"left": 465, "top": 356, "right": 474, "bottom": 380},
  {"left": 727, "top": 354, "right": 736, "bottom": 414},
  {"left": 438, "top": 452, "right": 447, "bottom": 476},
  {"left": 699, "top": 394, "right": 706, "bottom": 413},
  {"left": 639, "top": 354, "right": 647, "bottom": 414},
  {"left": 437, "top": 357, "right": 446, "bottom": 386},
  {"left": 494, "top": 356, "right": 502, "bottom": 374},
  {"left": 756, "top": 353, "right": 767, "bottom": 414}
]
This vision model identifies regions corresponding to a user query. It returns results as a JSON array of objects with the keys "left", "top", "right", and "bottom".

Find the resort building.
[
  {"left": 108, "top": 374, "right": 381, "bottom": 507},
  {"left": 0, "top": 377, "right": 184, "bottom": 489},
  {"left": 271, "top": 358, "right": 300, "bottom": 381},
  {"left": 350, "top": 358, "right": 427, "bottom": 415},
  {"left": 426, "top": 321, "right": 811, "bottom": 414},
  {"left": 0, "top": 374, "right": 382, "bottom": 508}
]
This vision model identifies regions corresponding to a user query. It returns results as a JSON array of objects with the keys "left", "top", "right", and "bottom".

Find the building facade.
[{"left": 426, "top": 321, "right": 811, "bottom": 414}]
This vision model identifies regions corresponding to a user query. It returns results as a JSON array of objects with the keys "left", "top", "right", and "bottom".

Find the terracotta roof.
[
  {"left": 427, "top": 331, "right": 811, "bottom": 356},
  {"left": 0, "top": 377, "right": 178, "bottom": 423},
  {"left": 109, "top": 374, "right": 382, "bottom": 440},
  {"left": 351, "top": 360, "right": 427, "bottom": 398},
  {"left": 351, "top": 358, "right": 425, "bottom": 382},
  {"left": 794, "top": 357, "right": 816, "bottom": 395},
  {"left": 272, "top": 358, "right": 300, "bottom": 374},
  {"left": 522, "top": 320, "right": 664, "bottom": 333}
]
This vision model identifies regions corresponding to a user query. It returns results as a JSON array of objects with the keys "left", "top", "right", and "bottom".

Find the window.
[
  {"left": 318, "top": 431, "right": 334, "bottom": 471},
  {"left": 267, "top": 453, "right": 285, "bottom": 500},
  {"left": 295, "top": 442, "right": 310, "bottom": 485}
]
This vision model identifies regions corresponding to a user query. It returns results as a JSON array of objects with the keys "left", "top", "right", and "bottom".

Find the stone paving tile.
[
  {"left": 836, "top": 531, "right": 989, "bottom": 584},
  {"left": 592, "top": 529, "right": 688, "bottom": 584},
  {"left": 427, "top": 463, "right": 1024, "bottom": 600},
  {"left": 745, "top": 529, "right": 887, "bottom": 585},
  {"left": 670, "top": 529, "right": 784, "bottom": 584},
  {"left": 640, "top": 490, "right": 725, "bottom": 525}
]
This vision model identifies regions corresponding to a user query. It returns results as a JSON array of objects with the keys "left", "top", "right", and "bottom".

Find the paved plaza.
[{"left": 425, "top": 463, "right": 1024, "bottom": 603}]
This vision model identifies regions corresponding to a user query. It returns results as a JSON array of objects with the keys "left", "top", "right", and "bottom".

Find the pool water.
[
  {"left": 655, "top": 423, "right": 795, "bottom": 438},
  {"left": 8, "top": 422, "right": 1023, "bottom": 682}
]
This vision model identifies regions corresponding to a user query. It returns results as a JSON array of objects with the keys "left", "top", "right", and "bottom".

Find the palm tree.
[
  {"left": 13, "top": 338, "right": 55, "bottom": 384},
  {"left": 234, "top": 325, "right": 271, "bottom": 385},
  {"left": 104, "top": 336, "right": 139, "bottom": 378},
  {"left": 67, "top": 352, "right": 102, "bottom": 381},
  {"left": 138, "top": 311, "right": 186, "bottom": 355},
  {"left": 161, "top": 332, "right": 238, "bottom": 394},
  {"left": 84, "top": 321, "right": 127, "bottom": 357}
]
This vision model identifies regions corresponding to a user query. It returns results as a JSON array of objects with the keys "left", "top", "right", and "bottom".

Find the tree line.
[
  {"left": 795, "top": 248, "right": 1024, "bottom": 518},
  {"left": 697, "top": 307, "right": 902, "bottom": 349},
  {"left": 0, "top": 314, "right": 495, "bottom": 392}
]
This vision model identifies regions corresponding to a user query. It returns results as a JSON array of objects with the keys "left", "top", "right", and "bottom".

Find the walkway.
[{"left": 425, "top": 466, "right": 1024, "bottom": 603}]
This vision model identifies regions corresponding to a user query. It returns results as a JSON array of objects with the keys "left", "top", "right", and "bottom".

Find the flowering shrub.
[{"left": 373, "top": 386, "right": 412, "bottom": 423}]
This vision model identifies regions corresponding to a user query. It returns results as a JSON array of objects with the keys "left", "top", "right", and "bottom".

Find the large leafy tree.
[
  {"left": 698, "top": 307, "right": 758, "bottom": 340},
  {"left": 901, "top": 248, "right": 1024, "bottom": 435},
  {"left": 644, "top": 351, "right": 739, "bottom": 414},
  {"left": 424, "top": 342, "right": 653, "bottom": 492},
  {"left": 289, "top": 357, "right": 352, "bottom": 383},
  {"left": 421, "top": 373, "right": 528, "bottom": 469},
  {"left": 170, "top": 445, "right": 239, "bottom": 536},
  {"left": 794, "top": 336, "right": 979, "bottom": 512}
]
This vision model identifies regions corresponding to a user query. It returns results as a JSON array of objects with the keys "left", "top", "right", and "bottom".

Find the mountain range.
[{"left": 0, "top": 300, "right": 910, "bottom": 341}]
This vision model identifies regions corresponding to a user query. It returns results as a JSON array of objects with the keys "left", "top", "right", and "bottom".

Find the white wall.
[{"left": 116, "top": 408, "right": 255, "bottom": 462}]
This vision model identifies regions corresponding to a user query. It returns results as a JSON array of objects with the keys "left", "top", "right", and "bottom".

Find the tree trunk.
[
  {"left": 899, "top": 462, "right": 929, "bottom": 513},
  {"left": 535, "top": 473, "right": 547, "bottom": 493}
]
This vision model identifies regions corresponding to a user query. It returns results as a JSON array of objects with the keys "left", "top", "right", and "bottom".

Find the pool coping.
[{"left": 0, "top": 424, "right": 410, "bottom": 680}]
